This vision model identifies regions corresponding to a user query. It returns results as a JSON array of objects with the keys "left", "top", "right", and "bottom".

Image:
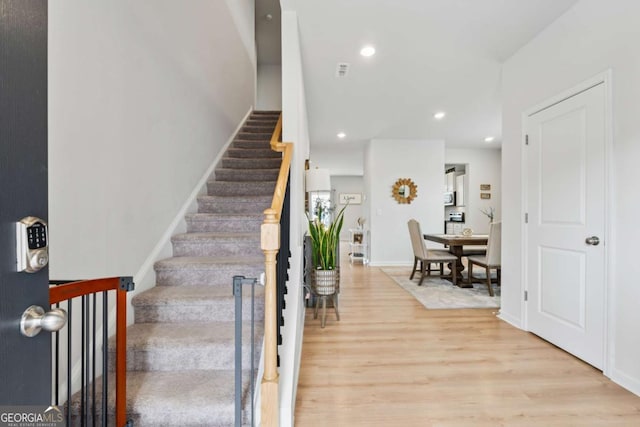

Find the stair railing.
[
  {"left": 261, "top": 113, "right": 292, "bottom": 426},
  {"left": 50, "top": 277, "right": 134, "bottom": 427}
]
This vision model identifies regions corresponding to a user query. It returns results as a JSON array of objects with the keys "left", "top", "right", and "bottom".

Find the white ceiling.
[{"left": 281, "top": 0, "right": 578, "bottom": 150}]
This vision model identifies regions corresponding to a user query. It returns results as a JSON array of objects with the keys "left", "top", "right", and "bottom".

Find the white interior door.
[{"left": 525, "top": 82, "right": 606, "bottom": 369}]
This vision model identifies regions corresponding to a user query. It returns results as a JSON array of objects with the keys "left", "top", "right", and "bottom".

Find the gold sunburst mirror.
[{"left": 392, "top": 178, "right": 418, "bottom": 204}]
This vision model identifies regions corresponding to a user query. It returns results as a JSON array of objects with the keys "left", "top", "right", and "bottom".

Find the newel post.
[{"left": 261, "top": 208, "right": 280, "bottom": 426}]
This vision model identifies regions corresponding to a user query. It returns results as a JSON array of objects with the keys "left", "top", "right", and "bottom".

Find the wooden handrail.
[
  {"left": 268, "top": 114, "right": 293, "bottom": 219},
  {"left": 261, "top": 113, "right": 292, "bottom": 426}
]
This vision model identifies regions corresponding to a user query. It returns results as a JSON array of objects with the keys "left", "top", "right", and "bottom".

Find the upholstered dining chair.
[
  {"left": 407, "top": 219, "right": 458, "bottom": 286},
  {"left": 466, "top": 221, "right": 501, "bottom": 296}
]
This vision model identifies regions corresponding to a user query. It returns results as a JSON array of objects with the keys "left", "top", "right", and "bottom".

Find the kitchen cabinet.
[
  {"left": 445, "top": 170, "right": 455, "bottom": 192},
  {"left": 455, "top": 174, "right": 465, "bottom": 206}
]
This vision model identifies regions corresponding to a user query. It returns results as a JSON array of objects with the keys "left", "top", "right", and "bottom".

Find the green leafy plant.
[{"left": 307, "top": 204, "right": 346, "bottom": 270}]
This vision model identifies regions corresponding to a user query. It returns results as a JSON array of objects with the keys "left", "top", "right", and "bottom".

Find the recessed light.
[
  {"left": 433, "top": 112, "right": 446, "bottom": 120},
  {"left": 337, "top": 132, "right": 346, "bottom": 139},
  {"left": 360, "top": 46, "right": 376, "bottom": 57},
  {"left": 484, "top": 136, "right": 495, "bottom": 143}
]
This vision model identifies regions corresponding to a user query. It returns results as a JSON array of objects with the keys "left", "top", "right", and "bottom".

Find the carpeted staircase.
[{"left": 124, "top": 111, "right": 281, "bottom": 426}]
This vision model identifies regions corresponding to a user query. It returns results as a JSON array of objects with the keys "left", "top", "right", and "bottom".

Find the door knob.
[
  {"left": 20, "top": 305, "right": 67, "bottom": 337},
  {"left": 585, "top": 236, "right": 600, "bottom": 246}
]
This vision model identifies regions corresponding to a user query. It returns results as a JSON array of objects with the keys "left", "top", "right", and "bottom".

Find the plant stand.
[{"left": 311, "top": 269, "right": 340, "bottom": 328}]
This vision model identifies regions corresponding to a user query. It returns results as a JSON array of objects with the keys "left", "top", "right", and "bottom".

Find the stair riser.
[
  {"left": 241, "top": 125, "right": 274, "bottom": 133},
  {"left": 134, "top": 298, "right": 265, "bottom": 323},
  {"left": 114, "top": 337, "right": 262, "bottom": 372},
  {"left": 226, "top": 148, "right": 280, "bottom": 159},
  {"left": 220, "top": 157, "right": 281, "bottom": 169},
  {"left": 207, "top": 181, "right": 275, "bottom": 197},
  {"left": 246, "top": 118, "right": 278, "bottom": 125},
  {"left": 186, "top": 217, "right": 262, "bottom": 233},
  {"left": 155, "top": 264, "right": 263, "bottom": 286},
  {"left": 232, "top": 140, "right": 272, "bottom": 149},
  {"left": 66, "top": 372, "right": 255, "bottom": 427},
  {"left": 172, "top": 240, "right": 262, "bottom": 257},
  {"left": 214, "top": 169, "right": 279, "bottom": 182},
  {"left": 197, "top": 198, "right": 271, "bottom": 214},
  {"left": 250, "top": 111, "right": 280, "bottom": 117},
  {"left": 236, "top": 132, "right": 272, "bottom": 141}
]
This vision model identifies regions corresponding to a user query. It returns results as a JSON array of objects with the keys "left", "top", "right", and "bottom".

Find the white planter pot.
[{"left": 312, "top": 269, "right": 339, "bottom": 296}]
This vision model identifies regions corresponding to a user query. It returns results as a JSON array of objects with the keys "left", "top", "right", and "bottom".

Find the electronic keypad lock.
[{"left": 16, "top": 216, "right": 49, "bottom": 273}]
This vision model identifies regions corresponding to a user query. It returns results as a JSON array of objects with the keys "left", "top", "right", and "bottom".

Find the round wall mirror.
[{"left": 392, "top": 178, "right": 418, "bottom": 204}]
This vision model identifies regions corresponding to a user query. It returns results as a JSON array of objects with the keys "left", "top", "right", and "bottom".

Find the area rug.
[{"left": 381, "top": 267, "right": 500, "bottom": 309}]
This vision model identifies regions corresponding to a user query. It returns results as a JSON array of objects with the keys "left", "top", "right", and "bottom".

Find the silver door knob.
[
  {"left": 20, "top": 305, "right": 67, "bottom": 337},
  {"left": 585, "top": 236, "right": 600, "bottom": 246}
]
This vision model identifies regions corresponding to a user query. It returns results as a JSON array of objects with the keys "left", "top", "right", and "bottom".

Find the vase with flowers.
[{"left": 480, "top": 206, "right": 495, "bottom": 223}]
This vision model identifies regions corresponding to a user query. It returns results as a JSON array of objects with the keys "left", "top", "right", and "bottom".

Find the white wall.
[
  {"left": 224, "top": 0, "right": 256, "bottom": 71},
  {"left": 329, "top": 176, "right": 365, "bottom": 241},
  {"left": 308, "top": 144, "right": 365, "bottom": 175},
  {"left": 367, "top": 139, "right": 445, "bottom": 265},
  {"left": 279, "top": 10, "right": 310, "bottom": 427},
  {"left": 49, "top": 1, "right": 255, "bottom": 286},
  {"left": 257, "top": 64, "right": 282, "bottom": 110},
  {"left": 501, "top": 0, "right": 640, "bottom": 395},
  {"left": 445, "top": 148, "right": 502, "bottom": 234}
]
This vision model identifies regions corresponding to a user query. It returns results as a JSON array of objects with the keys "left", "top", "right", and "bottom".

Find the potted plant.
[{"left": 307, "top": 204, "right": 346, "bottom": 295}]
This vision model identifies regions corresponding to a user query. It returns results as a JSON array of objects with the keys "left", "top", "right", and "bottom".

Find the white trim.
[
  {"left": 520, "top": 70, "right": 613, "bottom": 372},
  {"left": 610, "top": 368, "right": 640, "bottom": 397},
  {"left": 496, "top": 310, "right": 522, "bottom": 329},
  {"left": 130, "top": 107, "right": 253, "bottom": 298},
  {"left": 520, "top": 112, "right": 529, "bottom": 331},
  {"left": 602, "top": 69, "right": 615, "bottom": 379}
]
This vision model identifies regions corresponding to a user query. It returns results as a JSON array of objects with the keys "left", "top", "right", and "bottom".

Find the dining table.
[{"left": 423, "top": 233, "right": 488, "bottom": 287}]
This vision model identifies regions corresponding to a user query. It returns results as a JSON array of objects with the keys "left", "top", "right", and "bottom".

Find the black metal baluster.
[
  {"left": 54, "top": 301, "right": 60, "bottom": 407},
  {"left": 85, "top": 295, "right": 91, "bottom": 426},
  {"left": 67, "top": 300, "right": 72, "bottom": 427},
  {"left": 81, "top": 296, "right": 86, "bottom": 425},
  {"left": 102, "top": 291, "right": 108, "bottom": 427},
  {"left": 92, "top": 293, "right": 97, "bottom": 426}
]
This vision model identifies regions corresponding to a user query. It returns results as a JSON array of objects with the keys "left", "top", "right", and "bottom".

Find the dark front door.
[{"left": 0, "top": 0, "right": 50, "bottom": 404}]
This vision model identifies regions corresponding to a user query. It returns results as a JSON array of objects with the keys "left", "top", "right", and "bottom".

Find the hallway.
[{"left": 294, "top": 247, "right": 640, "bottom": 426}]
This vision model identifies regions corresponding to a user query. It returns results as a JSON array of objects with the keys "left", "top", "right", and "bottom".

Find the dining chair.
[
  {"left": 466, "top": 221, "right": 501, "bottom": 296},
  {"left": 407, "top": 219, "right": 458, "bottom": 286}
]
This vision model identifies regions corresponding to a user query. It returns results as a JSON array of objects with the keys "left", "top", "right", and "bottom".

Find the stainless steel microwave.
[{"left": 444, "top": 191, "right": 455, "bottom": 206}]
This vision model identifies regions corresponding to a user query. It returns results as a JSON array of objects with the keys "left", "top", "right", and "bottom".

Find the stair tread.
[
  {"left": 172, "top": 232, "right": 260, "bottom": 240},
  {"left": 125, "top": 322, "right": 260, "bottom": 347},
  {"left": 133, "top": 285, "right": 263, "bottom": 305},
  {"left": 198, "top": 194, "right": 272, "bottom": 200},
  {"left": 207, "top": 179, "right": 277, "bottom": 185},
  {"left": 155, "top": 256, "right": 264, "bottom": 269},
  {"left": 215, "top": 167, "right": 279, "bottom": 172},
  {"left": 126, "top": 370, "right": 249, "bottom": 426},
  {"left": 185, "top": 213, "right": 263, "bottom": 220}
]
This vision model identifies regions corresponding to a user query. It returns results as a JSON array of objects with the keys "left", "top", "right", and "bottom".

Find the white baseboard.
[
  {"left": 610, "top": 368, "right": 640, "bottom": 397},
  {"left": 496, "top": 310, "right": 522, "bottom": 329}
]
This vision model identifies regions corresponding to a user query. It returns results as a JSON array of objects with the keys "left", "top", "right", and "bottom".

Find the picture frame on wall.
[
  {"left": 480, "top": 192, "right": 491, "bottom": 199},
  {"left": 480, "top": 184, "right": 491, "bottom": 191},
  {"left": 339, "top": 193, "right": 362, "bottom": 205}
]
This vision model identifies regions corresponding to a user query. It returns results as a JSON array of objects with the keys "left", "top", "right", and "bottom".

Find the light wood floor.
[{"left": 294, "top": 247, "right": 640, "bottom": 426}]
